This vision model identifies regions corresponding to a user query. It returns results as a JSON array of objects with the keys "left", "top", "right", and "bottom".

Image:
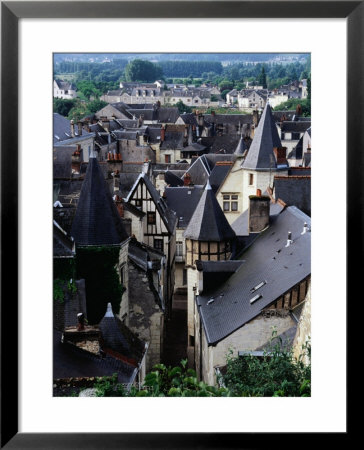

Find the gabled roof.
[
  {"left": 281, "top": 121, "right": 311, "bottom": 133},
  {"left": 71, "top": 155, "right": 129, "bottom": 246},
  {"left": 184, "top": 181, "right": 236, "bottom": 242},
  {"left": 53, "top": 113, "right": 72, "bottom": 143},
  {"left": 242, "top": 103, "right": 284, "bottom": 171},
  {"left": 197, "top": 206, "right": 311, "bottom": 345},
  {"left": 126, "top": 173, "right": 177, "bottom": 234},
  {"left": 208, "top": 163, "right": 232, "bottom": 194},
  {"left": 164, "top": 185, "right": 204, "bottom": 228}
]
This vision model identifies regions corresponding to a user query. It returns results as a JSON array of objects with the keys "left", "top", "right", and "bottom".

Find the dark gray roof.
[
  {"left": 287, "top": 136, "right": 303, "bottom": 160},
  {"left": 273, "top": 175, "right": 311, "bottom": 216},
  {"left": 99, "top": 303, "right": 146, "bottom": 365},
  {"left": 53, "top": 330, "right": 136, "bottom": 383},
  {"left": 272, "top": 110, "right": 296, "bottom": 122},
  {"left": 202, "top": 135, "right": 242, "bottom": 155},
  {"left": 165, "top": 170, "right": 184, "bottom": 187},
  {"left": 53, "top": 146, "right": 74, "bottom": 178},
  {"left": 242, "top": 103, "right": 284, "bottom": 170},
  {"left": 179, "top": 113, "right": 198, "bottom": 126},
  {"left": 53, "top": 113, "right": 72, "bottom": 143},
  {"left": 53, "top": 221, "right": 75, "bottom": 257},
  {"left": 164, "top": 185, "right": 204, "bottom": 228},
  {"left": 71, "top": 156, "right": 129, "bottom": 246},
  {"left": 281, "top": 121, "right": 311, "bottom": 133},
  {"left": 234, "top": 136, "right": 248, "bottom": 156},
  {"left": 197, "top": 206, "right": 311, "bottom": 344},
  {"left": 157, "top": 107, "right": 180, "bottom": 123},
  {"left": 208, "top": 163, "right": 232, "bottom": 194},
  {"left": 184, "top": 182, "right": 236, "bottom": 242},
  {"left": 183, "top": 142, "right": 206, "bottom": 153},
  {"left": 126, "top": 173, "right": 177, "bottom": 234},
  {"left": 204, "top": 114, "right": 253, "bottom": 125}
]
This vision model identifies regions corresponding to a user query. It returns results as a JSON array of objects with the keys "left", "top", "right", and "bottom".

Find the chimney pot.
[
  {"left": 256, "top": 189, "right": 262, "bottom": 197},
  {"left": 248, "top": 195, "right": 270, "bottom": 233}
]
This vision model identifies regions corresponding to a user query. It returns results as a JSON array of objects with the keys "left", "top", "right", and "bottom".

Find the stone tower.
[
  {"left": 241, "top": 102, "right": 289, "bottom": 212},
  {"left": 184, "top": 181, "right": 236, "bottom": 366}
]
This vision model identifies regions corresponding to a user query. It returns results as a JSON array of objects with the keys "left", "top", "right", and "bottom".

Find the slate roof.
[
  {"left": 99, "top": 303, "right": 146, "bottom": 366},
  {"left": 184, "top": 181, "right": 236, "bottom": 242},
  {"left": 201, "top": 135, "right": 242, "bottom": 155},
  {"left": 242, "top": 103, "right": 285, "bottom": 171},
  {"left": 197, "top": 206, "right": 311, "bottom": 344},
  {"left": 53, "top": 330, "right": 136, "bottom": 384},
  {"left": 179, "top": 113, "right": 198, "bottom": 126},
  {"left": 164, "top": 185, "right": 204, "bottom": 228},
  {"left": 71, "top": 155, "right": 129, "bottom": 246},
  {"left": 157, "top": 107, "right": 180, "bottom": 123},
  {"left": 182, "top": 142, "right": 206, "bottom": 153},
  {"left": 281, "top": 121, "right": 311, "bottom": 133},
  {"left": 273, "top": 176, "right": 311, "bottom": 216},
  {"left": 53, "top": 221, "right": 75, "bottom": 257},
  {"left": 126, "top": 173, "right": 177, "bottom": 234},
  {"left": 208, "top": 163, "right": 232, "bottom": 194},
  {"left": 53, "top": 113, "right": 72, "bottom": 143},
  {"left": 164, "top": 170, "right": 184, "bottom": 187},
  {"left": 234, "top": 136, "right": 248, "bottom": 156},
  {"left": 53, "top": 146, "right": 74, "bottom": 178}
]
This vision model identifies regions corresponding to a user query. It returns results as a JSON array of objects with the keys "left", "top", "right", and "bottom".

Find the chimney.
[
  {"left": 77, "top": 312, "right": 85, "bottom": 331},
  {"left": 273, "top": 147, "right": 287, "bottom": 165},
  {"left": 70, "top": 119, "right": 75, "bottom": 138},
  {"left": 160, "top": 126, "right": 165, "bottom": 142},
  {"left": 77, "top": 121, "right": 83, "bottom": 136},
  {"left": 301, "top": 222, "right": 309, "bottom": 235},
  {"left": 184, "top": 172, "right": 191, "bottom": 186},
  {"left": 114, "top": 195, "right": 124, "bottom": 218},
  {"left": 252, "top": 110, "right": 259, "bottom": 127},
  {"left": 285, "top": 231, "right": 293, "bottom": 247},
  {"left": 248, "top": 192, "right": 270, "bottom": 233}
]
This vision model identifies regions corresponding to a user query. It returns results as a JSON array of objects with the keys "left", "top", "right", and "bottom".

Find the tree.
[
  {"left": 174, "top": 100, "right": 192, "bottom": 114},
  {"left": 221, "top": 333, "right": 311, "bottom": 397},
  {"left": 53, "top": 98, "right": 77, "bottom": 117},
  {"left": 124, "top": 59, "right": 163, "bottom": 82},
  {"left": 258, "top": 65, "right": 267, "bottom": 88}
]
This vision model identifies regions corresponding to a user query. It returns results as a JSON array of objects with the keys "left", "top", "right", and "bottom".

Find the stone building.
[
  {"left": 125, "top": 172, "right": 177, "bottom": 316},
  {"left": 183, "top": 180, "right": 236, "bottom": 366},
  {"left": 193, "top": 205, "right": 311, "bottom": 385},
  {"left": 53, "top": 79, "right": 77, "bottom": 99}
]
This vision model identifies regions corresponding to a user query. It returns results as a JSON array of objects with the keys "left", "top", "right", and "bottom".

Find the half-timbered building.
[{"left": 125, "top": 172, "right": 177, "bottom": 316}]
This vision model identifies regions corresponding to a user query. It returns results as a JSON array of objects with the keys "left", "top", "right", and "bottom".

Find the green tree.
[
  {"left": 222, "top": 333, "right": 311, "bottom": 397},
  {"left": 174, "top": 100, "right": 192, "bottom": 114},
  {"left": 53, "top": 98, "right": 77, "bottom": 117},
  {"left": 258, "top": 65, "right": 267, "bottom": 88},
  {"left": 124, "top": 59, "right": 163, "bottom": 82}
]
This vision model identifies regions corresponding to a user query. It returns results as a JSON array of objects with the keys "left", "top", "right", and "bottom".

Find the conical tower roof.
[
  {"left": 184, "top": 181, "right": 236, "bottom": 242},
  {"left": 234, "top": 135, "right": 247, "bottom": 156},
  {"left": 242, "top": 103, "right": 282, "bottom": 170},
  {"left": 71, "top": 154, "right": 129, "bottom": 246}
]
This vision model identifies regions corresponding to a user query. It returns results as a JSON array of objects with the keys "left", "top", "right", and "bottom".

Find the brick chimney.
[
  {"left": 184, "top": 172, "right": 191, "bottom": 186},
  {"left": 248, "top": 190, "right": 270, "bottom": 233},
  {"left": 160, "top": 125, "right": 165, "bottom": 142},
  {"left": 273, "top": 147, "right": 287, "bottom": 165},
  {"left": 77, "top": 121, "right": 83, "bottom": 136},
  {"left": 114, "top": 195, "right": 124, "bottom": 218}
]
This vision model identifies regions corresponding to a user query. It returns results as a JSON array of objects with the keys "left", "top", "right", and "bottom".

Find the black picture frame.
[{"left": 1, "top": 1, "right": 356, "bottom": 448}]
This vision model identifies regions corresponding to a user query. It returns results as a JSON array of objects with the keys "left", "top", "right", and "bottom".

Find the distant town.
[{"left": 53, "top": 53, "right": 311, "bottom": 397}]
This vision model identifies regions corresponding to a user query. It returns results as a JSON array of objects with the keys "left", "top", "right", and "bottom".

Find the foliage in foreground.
[
  {"left": 91, "top": 334, "right": 310, "bottom": 397},
  {"left": 222, "top": 333, "right": 311, "bottom": 397},
  {"left": 94, "top": 359, "right": 229, "bottom": 397}
]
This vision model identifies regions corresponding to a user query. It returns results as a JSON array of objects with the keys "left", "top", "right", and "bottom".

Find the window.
[
  {"left": 147, "top": 212, "right": 156, "bottom": 225},
  {"left": 154, "top": 238, "right": 163, "bottom": 252},
  {"left": 249, "top": 173, "right": 254, "bottom": 185},
  {"left": 135, "top": 199, "right": 142, "bottom": 208},
  {"left": 189, "top": 335, "right": 195, "bottom": 347},
  {"left": 165, "top": 154, "right": 171, "bottom": 163},
  {"left": 222, "top": 194, "right": 239, "bottom": 212},
  {"left": 176, "top": 241, "right": 183, "bottom": 257}
]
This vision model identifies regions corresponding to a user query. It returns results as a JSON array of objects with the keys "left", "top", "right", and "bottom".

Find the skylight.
[
  {"left": 250, "top": 281, "right": 266, "bottom": 293},
  {"left": 250, "top": 294, "right": 262, "bottom": 305}
]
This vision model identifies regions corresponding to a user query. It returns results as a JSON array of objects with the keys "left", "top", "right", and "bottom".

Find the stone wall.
[
  {"left": 293, "top": 282, "right": 311, "bottom": 365},
  {"left": 127, "top": 261, "right": 164, "bottom": 372}
]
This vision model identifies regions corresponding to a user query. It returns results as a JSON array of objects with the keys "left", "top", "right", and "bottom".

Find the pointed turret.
[
  {"left": 184, "top": 181, "right": 236, "bottom": 242},
  {"left": 71, "top": 153, "right": 129, "bottom": 246},
  {"left": 242, "top": 102, "right": 284, "bottom": 170},
  {"left": 234, "top": 135, "right": 247, "bottom": 157}
]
